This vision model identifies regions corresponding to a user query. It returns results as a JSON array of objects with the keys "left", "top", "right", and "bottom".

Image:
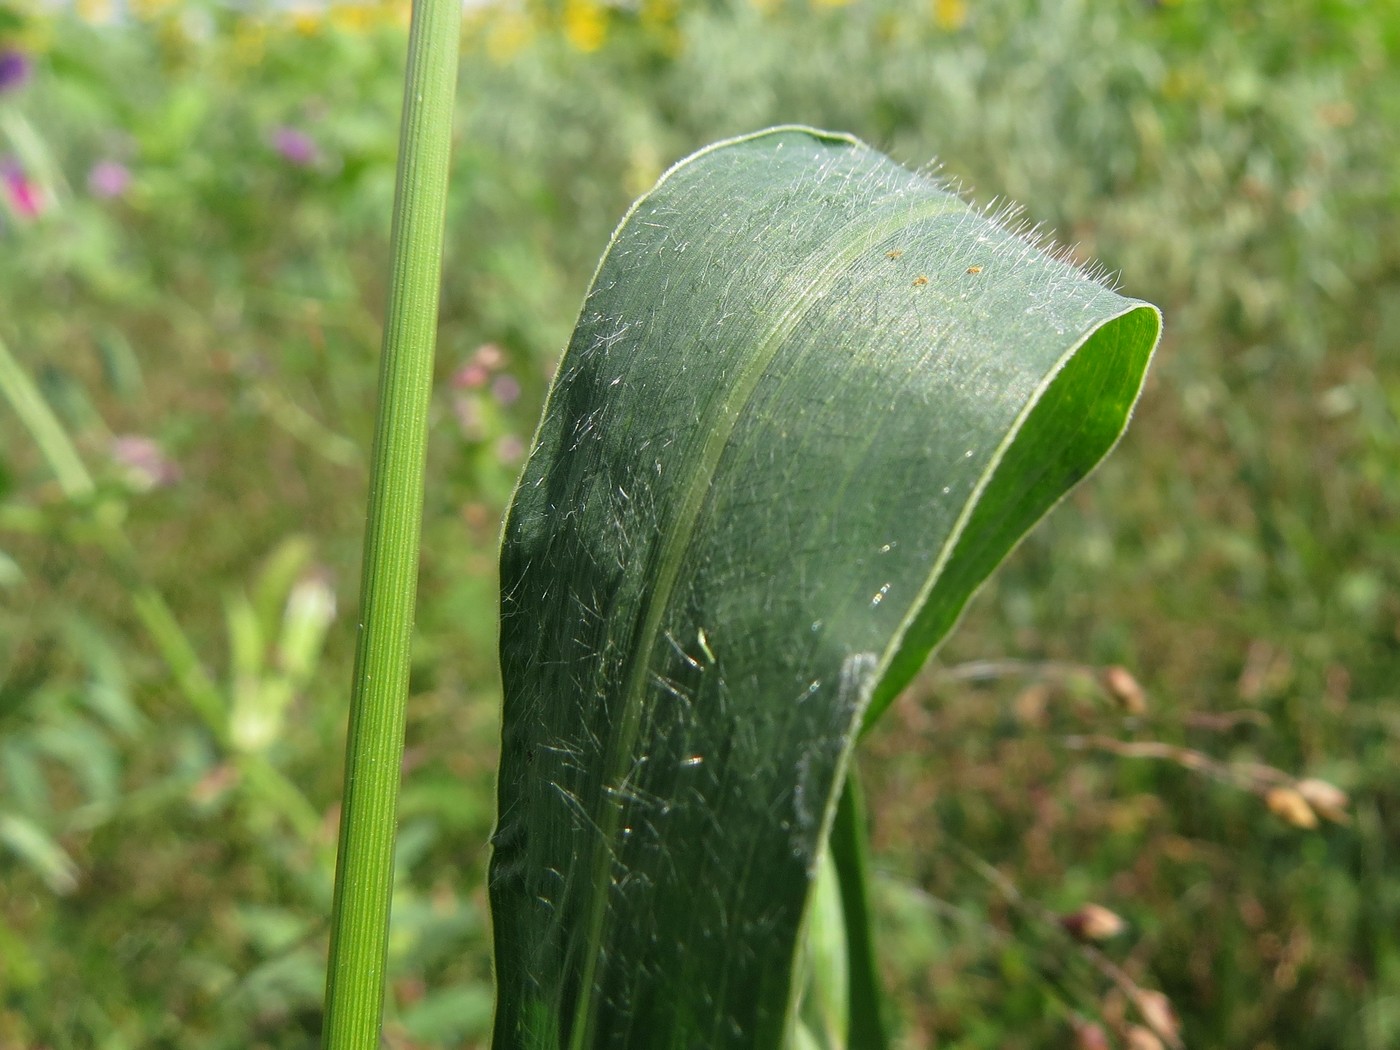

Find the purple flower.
[
  {"left": 270, "top": 126, "right": 318, "bottom": 168},
  {"left": 87, "top": 160, "right": 131, "bottom": 199},
  {"left": 0, "top": 49, "right": 32, "bottom": 94}
]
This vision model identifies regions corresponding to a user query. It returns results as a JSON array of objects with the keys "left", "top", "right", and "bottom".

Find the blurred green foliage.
[{"left": 0, "top": 0, "right": 1396, "bottom": 1047}]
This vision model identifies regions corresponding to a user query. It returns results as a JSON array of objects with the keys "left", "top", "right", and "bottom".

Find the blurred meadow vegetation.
[{"left": 0, "top": 0, "right": 1397, "bottom": 1047}]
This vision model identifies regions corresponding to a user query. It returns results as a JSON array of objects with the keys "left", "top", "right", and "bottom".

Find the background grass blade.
[{"left": 491, "top": 125, "right": 1160, "bottom": 1048}]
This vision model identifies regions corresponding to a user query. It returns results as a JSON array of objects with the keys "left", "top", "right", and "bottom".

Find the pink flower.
[
  {"left": 87, "top": 160, "right": 131, "bottom": 199},
  {"left": 109, "top": 435, "right": 181, "bottom": 490},
  {"left": 452, "top": 343, "right": 509, "bottom": 390},
  {"left": 270, "top": 126, "right": 318, "bottom": 167},
  {"left": 2, "top": 160, "right": 44, "bottom": 219},
  {"left": 472, "top": 343, "right": 504, "bottom": 370},
  {"left": 490, "top": 374, "right": 521, "bottom": 406},
  {"left": 495, "top": 434, "right": 525, "bottom": 464},
  {"left": 453, "top": 362, "right": 490, "bottom": 390},
  {"left": 454, "top": 395, "right": 483, "bottom": 440}
]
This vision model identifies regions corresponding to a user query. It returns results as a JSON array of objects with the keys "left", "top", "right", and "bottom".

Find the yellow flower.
[
  {"left": 564, "top": 0, "right": 607, "bottom": 53},
  {"left": 230, "top": 16, "right": 268, "bottom": 66},
  {"left": 130, "top": 0, "right": 176, "bottom": 21},
  {"left": 328, "top": 4, "right": 375, "bottom": 34},
  {"left": 932, "top": 0, "right": 967, "bottom": 31},
  {"left": 156, "top": 13, "right": 193, "bottom": 60},
  {"left": 287, "top": 8, "right": 323, "bottom": 36},
  {"left": 75, "top": 0, "right": 118, "bottom": 25},
  {"left": 486, "top": 10, "right": 537, "bottom": 64},
  {"left": 638, "top": 0, "right": 680, "bottom": 55},
  {"left": 641, "top": 0, "right": 679, "bottom": 24},
  {"left": 378, "top": 0, "right": 411, "bottom": 30}
]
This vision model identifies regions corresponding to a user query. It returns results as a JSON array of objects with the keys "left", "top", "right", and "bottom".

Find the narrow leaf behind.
[{"left": 492, "top": 126, "right": 1160, "bottom": 1049}]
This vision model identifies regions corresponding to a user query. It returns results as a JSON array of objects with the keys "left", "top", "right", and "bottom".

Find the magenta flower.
[
  {"left": 270, "top": 126, "right": 318, "bottom": 167},
  {"left": 87, "top": 160, "right": 131, "bottom": 199},
  {"left": 0, "top": 49, "right": 32, "bottom": 94},
  {"left": 2, "top": 160, "right": 43, "bottom": 219}
]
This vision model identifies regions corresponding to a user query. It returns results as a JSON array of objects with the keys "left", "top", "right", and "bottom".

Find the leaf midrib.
[{"left": 566, "top": 176, "right": 964, "bottom": 1049}]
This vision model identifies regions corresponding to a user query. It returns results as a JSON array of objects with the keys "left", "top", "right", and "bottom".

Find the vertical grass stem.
[{"left": 320, "top": 0, "right": 460, "bottom": 1046}]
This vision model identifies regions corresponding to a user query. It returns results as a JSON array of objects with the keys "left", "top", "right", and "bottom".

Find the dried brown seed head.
[
  {"left": 1266, "top": 786, "right": 1319, "bottom": 829},
  {"left": 1060, "top": 903, "right": 1127, "bottom": 942},
  {"left": 1102, "top": 665, "right": 1148, "bottom": 714},
  {"left": 1295, "top": 778, "right": 1349, "bottom": 823},
  {"left": 1136, "top": 989, "right": 1180, "bottom": 1043},
  {"left": 1071, "top": 1018, "right": 1111, "bottom": 1050},
  {"left": 1125, "top": 1025, "right": 1165, "bottom": 1050},
  {"left": 1014, "top": 682, "right": 1051, "bottom": 727}
]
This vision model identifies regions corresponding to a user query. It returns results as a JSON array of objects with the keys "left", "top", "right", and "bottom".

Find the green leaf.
[
  {"left": 491, "top": 126, "right": 1160, "bottom": 1049},
  {"left": 828, "top": 774, "right": 887, "bottom": 1048},
  {"left": 793, "top": 845, "right": 848, "bottom": 1049},
  {"left": 0, "top": 812, "right": 80, "bottom": 895}
]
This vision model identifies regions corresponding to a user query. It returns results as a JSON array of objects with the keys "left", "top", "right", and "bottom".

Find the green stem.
[
  {"left": 320, "top": 0, "right": 460, "bottom": 1046},
  {"left": 0, "top": 332, "right": 96, "bottom": 500},
  {"left": 126, "top": 569, "right": 229, "bottom": 733},
  {"left": 829, "top": 771, "right": 889, "bottom": 1050}
]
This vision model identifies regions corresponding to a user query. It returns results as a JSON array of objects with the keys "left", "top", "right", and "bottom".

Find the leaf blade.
[{"left": 491, "top": 126, "right": 1160, "bottom": 1049}]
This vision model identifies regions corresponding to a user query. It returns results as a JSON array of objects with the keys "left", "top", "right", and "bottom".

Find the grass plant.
[
  {"left": 321, "top": 0, "right": 460, "bottom": 1045},
  {"left": 0, "top": 2, "right": 1396, "bottom": 1047}
]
